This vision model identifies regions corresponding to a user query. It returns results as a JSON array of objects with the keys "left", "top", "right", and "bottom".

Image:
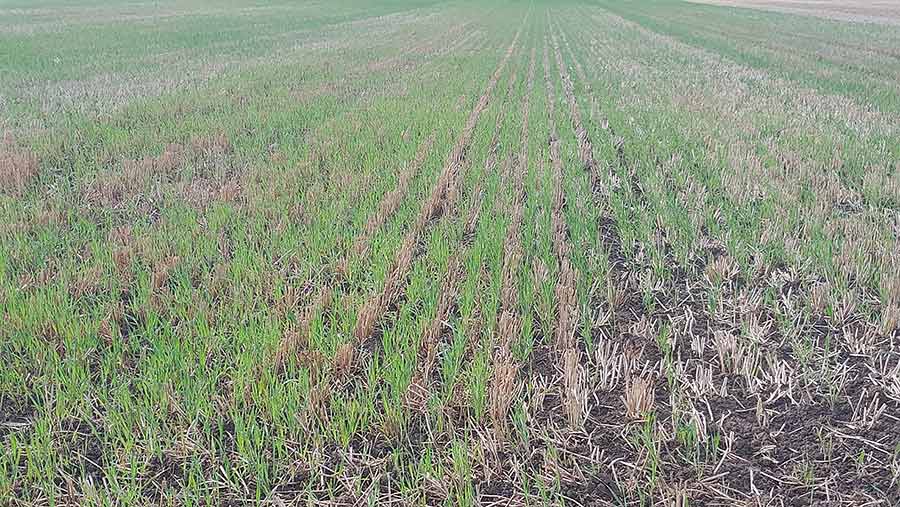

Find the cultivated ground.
[
  {"left": 1, "top": 0, "right": 899, "bottom": 505},
  {"left": 688, "top": 0, "right": 900, "bottom": 25}
]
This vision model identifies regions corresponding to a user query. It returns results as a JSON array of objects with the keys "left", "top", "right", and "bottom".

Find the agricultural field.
[{"left": 1, "top": 0, "right": 899, "bottom": 505}]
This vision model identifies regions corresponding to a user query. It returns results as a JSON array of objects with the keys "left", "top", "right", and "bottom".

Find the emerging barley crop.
[{"left": 1, "top": 0, "right": 898, "bottom": 505}]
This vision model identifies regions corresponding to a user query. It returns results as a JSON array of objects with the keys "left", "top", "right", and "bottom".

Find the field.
[
  {"left": 2, "top": 0, "right": 900, "bottom": 505},
  {"left": 688, "top": 0, "right": 900, "bottom": 24}
]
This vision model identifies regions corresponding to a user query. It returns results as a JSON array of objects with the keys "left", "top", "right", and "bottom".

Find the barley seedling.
[
  {"left": 451, "top": 439, "right": 475, "bottom": 507},
  {"left": 628, "top": 414, "right": 660, "bottom": 488},
  {"left": 468, "top": 350, "right": 490, "bottom": 421}
]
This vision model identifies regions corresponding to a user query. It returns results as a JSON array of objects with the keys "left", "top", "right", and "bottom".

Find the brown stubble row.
[
  {"left": 407, "top": 38, "right": 529, "bottom": 422},
  {"left": 542, "top": 37, "right": 587, "bottom": 431},
  {"left": 272, "top": 133, "right": 436, "bottom": 373},
  {"left": 487, "top": 48, "right": 537, "bottom": 439},
  {"left": 406, "top": 174, "right": 487, "bottom": 415},
  {"left": 273, "top": 286, "right": 333, "bottom": 373},
  {"left": 549, "top": 22, "right": 599, "bottom": 195},
  {"left": 550, "top": 18, "right": 619, "bottom": 199},
  {"left": 351, "top": 16, "right": 528, "bottom": 353},
  {"left": 338, "top": 132, "right": 436, "bottom": 275}
]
